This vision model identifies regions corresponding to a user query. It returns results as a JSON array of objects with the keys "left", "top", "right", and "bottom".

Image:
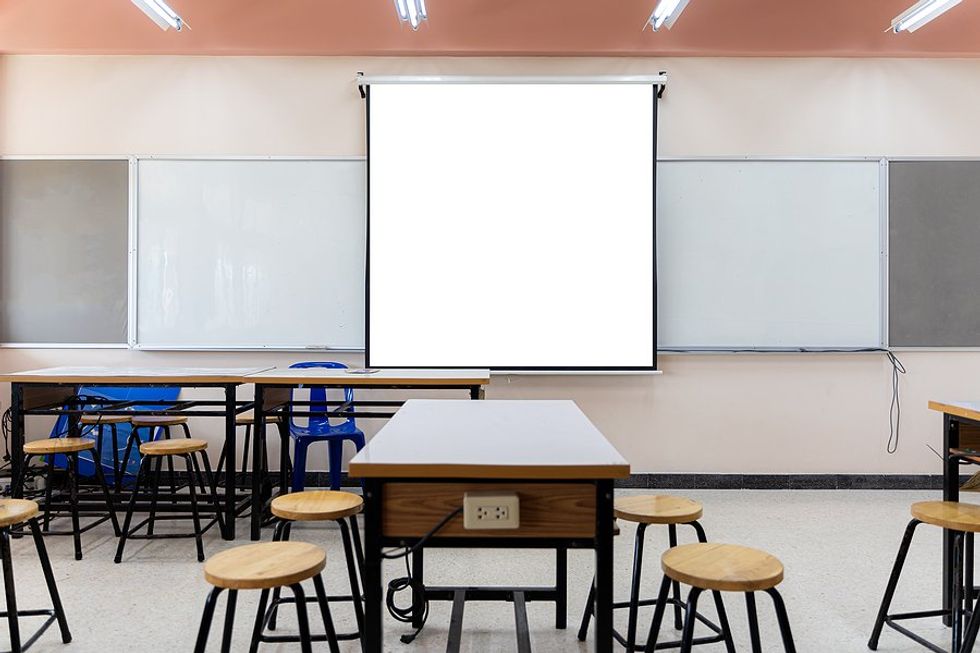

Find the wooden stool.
[
  {"left": 215, "top": 413, "right": 282, "bottom": 491},
  {"left": 871, "top": 501, "right": 980, "bottom": 652},
  {"left": 193, "top": 541, "right": 340, "bottom": 653},
  {"left": 646, "top": 543, "right": 795, "bottom": 653},
  {"left": 578, "top": 495, "right": 733, "bottom": 651},
  {"left": 114, "top": 438, "right": 219, "bottom": 563},
  {"left": 121, "top": 415, "right": 193, "bottom": 498},
  {"left": 0, "top": 499, "right": 71, "bottom": 652},
  {"left": 12, "top": 438, "right": 120, "bottom": 560},
  {"left": 256, "top": 491, "right": 364, "bottom": 648},
  {"left": 79, "top": 413, "right": 131, "bottom": 490}
]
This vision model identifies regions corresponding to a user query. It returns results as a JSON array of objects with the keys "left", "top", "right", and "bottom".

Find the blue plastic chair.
[{"left": 288, "top": 362, "right": 365, "bottom": 491}]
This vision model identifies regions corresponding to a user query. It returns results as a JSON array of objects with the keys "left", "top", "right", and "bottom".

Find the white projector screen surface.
[{"left": 367, "top": 83, "right": 656, "bottom": 370}]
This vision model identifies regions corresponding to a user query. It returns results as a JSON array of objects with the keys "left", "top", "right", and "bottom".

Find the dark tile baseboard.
[{"left": 618, "top": 473, "right": 951, "bottom": 490}]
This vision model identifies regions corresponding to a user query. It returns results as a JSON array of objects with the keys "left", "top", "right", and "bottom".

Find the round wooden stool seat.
[
  {"left": 911, "top": 501, "right": 980, "bottom": 532},
  {"left": 204, "top": 542, "right": 326, "bottom": 590},
  {"left": 140, "top": 438, "right": 208, "bottom": 456},
  {"left": 662, "top": 543, "right": 784, "bottom": 592},
  {"left": 131, "top": 415, "right": 188, "bottom": 427},
  {"left": 615, "top": 495, "right": 703, "bottom": 524},
  {"left": 80, "top": 414, "right": 131, "bottom": 425},
  {"left": 0, "top": 499, "right": 39, "bottom": 528},
  {"left": 272, "top": 490, "right": 363, "bottom": 522},
  {"left": 235, "top": 413, "right": 282, "bottom": 426},
  {"left": 24, "top": 437, "right": 96, "bottom": 455}
]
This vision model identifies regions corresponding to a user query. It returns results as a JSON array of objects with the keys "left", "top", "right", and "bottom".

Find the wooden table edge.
[
  {"left": 0, "top": 374, "right": 256, "bottom": 384},
  {"left": 348, "top": 462, "right": 631, "bottom": 480},
  {"left": 929, "top": 400, "right": 980, "bottom": 423},
  {"left": 246, "top": 375, "right": 490, "bottom": 386}
]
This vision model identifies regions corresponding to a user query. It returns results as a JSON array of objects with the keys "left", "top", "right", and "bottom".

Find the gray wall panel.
[
  {"left": 0, "top": 160, "right": 128, "bottom": 343},
  {"left": 889, "top": 161, "right": 980, "bottom": 347}
]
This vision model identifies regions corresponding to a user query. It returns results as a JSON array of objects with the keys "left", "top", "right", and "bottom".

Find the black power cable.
[{"left": 885, "top": 351, "right": 907, "bottom": 454}]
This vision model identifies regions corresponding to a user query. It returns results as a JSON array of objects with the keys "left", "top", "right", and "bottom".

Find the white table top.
[
  {"left": 349, "top": 399, "right": 630, "bottom": 480},
  {"left": 247, "top": 368, "right": 490, "bottom": 386},
  {"left": 0, "top": 366, "right": 273, "bottom": 384}
]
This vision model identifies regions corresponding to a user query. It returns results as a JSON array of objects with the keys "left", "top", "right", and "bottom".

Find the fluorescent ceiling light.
[
  {"left": 891, "top": 0, "right": 961, "bottom": 33},
  {"left": 647, "top": 0, "right": 691, "bottom": 31},
  {"left": 394, "top": 0, "right": 428, "bottom": 30},
  {"left": 131, "top": 0, "right": 184, "bottom": 32}
]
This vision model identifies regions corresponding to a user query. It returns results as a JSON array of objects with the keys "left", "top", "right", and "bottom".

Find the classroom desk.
[
  {"left": 348, "top": 399, "right": 630, "bottom": 653},
  {"left": 0, "top": 366, "right": 270, "bottom": 540},
  {"left": 246, "top": 368, "right": 490, "bottom": 540},
  {"left": 929, "top": 400, "right": 980, "bottom": 626}
]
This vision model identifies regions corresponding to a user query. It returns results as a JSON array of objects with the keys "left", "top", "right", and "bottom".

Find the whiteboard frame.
[
  {"left": 131, "top": 155, "right": 368, "bottom": 352},
  {"left": 655, "top": 155, "right": 888, "bottom": 352},
  {"left": 0, "top": 154, "right": 133, "bottom": 349},
  {"left": 358, "top": 74, "right": 668, "bottom": 85}
]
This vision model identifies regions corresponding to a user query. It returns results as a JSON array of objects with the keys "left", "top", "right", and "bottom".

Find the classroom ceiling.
[{"left": 2, "top": 0, "right": 980, "bottom": 57}]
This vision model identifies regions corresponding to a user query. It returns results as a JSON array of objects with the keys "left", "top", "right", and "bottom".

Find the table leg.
[
  {"left": 363, "top": 479, "right": 384, "bottom": 653},
  {"left": 279, "top": 401, "right": 290, "bottom": 494},
  {"left": 10, "top": 384, "right": 24, "bottom": 499},
  {"left": 945, "top": 414, "right": 960, "bottom": 626},
  {"left": 251, "top": 384, "right": 265, "bottom": 541},
  {"left": 594, "top": 480, "right": 614, "bottom": 653},
  {"left": 222, "top": 384, "right": 237, "bottom": 540},
  {"left": 470, "top": 386, "right": 485, "bottom": 400}
]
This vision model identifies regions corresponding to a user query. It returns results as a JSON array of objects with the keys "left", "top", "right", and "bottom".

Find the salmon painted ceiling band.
[{"left": 1, "top": 0, "right": 978, "bottom": 57}]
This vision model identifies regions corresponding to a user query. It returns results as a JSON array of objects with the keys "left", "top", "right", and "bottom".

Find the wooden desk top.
[
  {"left": 247, "top": 368, "right": 490, "bottom": 387},
  {"left": 929, "top": 400, "right": 980, "bottom": 422},
  {"left": 0, "top": 366, "right": 273, "bottom": 384},
  {"left": 348, "top": 399, "right": 630, "bottom": 480}
]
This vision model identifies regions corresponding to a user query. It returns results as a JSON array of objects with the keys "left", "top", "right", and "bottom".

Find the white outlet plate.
[{"left": 463, "top": 491, "right": 520, "bottom": 530}]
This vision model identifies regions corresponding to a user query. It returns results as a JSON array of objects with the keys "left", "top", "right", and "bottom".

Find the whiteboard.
[
  {"left": 135, "top": 158, "right": 365, "bottom": 349},
  {"left": 657, "top": 160, "right": 883, "bottom": 349}
]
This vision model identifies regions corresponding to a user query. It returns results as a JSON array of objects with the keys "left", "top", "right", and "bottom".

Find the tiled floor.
[{"left": 0, "top": 489, "right": 966, "bottom": 652}]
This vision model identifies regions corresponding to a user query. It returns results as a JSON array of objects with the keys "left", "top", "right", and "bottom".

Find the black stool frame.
[
  {"left": 253, "top": 517, "right": 365, "bottom": 650},
  {"left": 646, "top": 575, "right": 796, "bottom": 653},
  {"left": 579, "top": 520, "right": 734, "bottom": 651},
  {"left": 0, "top": 517, "right": 71, "bottom": 653},
  {"left": 120, "top": 422, "right": 194, "bottom": 497},
  {"left": 13, "top": 447, "right": 120, "bottom": 561},
  {"left": 870, "top": 518, "right": 976, "bottom": 653},
  {"left": 114, "top": 449, "right": 221, "bottom": 563}
]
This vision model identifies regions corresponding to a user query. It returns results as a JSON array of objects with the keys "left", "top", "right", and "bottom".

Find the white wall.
[{"left": 3, "top": 55, "right": 980, "bottom": 475}]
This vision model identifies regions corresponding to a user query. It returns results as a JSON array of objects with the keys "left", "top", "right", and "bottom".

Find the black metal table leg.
[
  {"left": 945, "top": 413, "right": 960, "bottom": 626},
  {"left": 223, "top": 384, "right": 237, "bottom": 540},
  {"left": 513, "top": 591, "right": 531, "bottom": 653},
  {"left": 595, "top": 479, "right": 614, "bottom": 653},
  {"left": 363, "top": 479, "right": 383, "bottom": 653},
  {"left": 10, "top": 384, "right": 24, "bottom": 500},
  {"left": 556, "top": 546, "right": 567, "bottom": 630},
  {"left": 251, "top": 384, "right": 265, "bottom": 541},
  {"left": 448, "top": 590, "right": 466, "bottom": 653}
]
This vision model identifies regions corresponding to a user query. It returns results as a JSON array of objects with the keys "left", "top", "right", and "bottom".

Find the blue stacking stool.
[{"left": 288, "top": 362, "right": 365, "bottom": 492}]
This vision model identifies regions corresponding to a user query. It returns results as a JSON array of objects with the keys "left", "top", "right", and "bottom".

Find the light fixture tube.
[
  {"left": 131, "top": 0, "right": 183, "bottom": 31},
  {"left": 647, "top": 0, "right": 691, "bottom": 31},
  {"left": 394, "top": 0, "right": 428, "bottom": 30},
  {"left": 891, "top": 0, "right": 961, "bottom": 33}
]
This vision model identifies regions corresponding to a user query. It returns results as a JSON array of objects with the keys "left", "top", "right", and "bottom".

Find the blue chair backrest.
[{"left": 288, "top": 362, "right": 355, "bottom": 431}]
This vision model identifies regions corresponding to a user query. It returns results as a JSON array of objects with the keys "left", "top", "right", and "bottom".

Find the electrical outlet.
[{"left": 463, "top": 491, "right": 520, "bottom": 530}]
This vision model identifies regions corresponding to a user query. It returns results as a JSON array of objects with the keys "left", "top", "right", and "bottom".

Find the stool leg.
[
  {"left": 1, "top": 527, "right": 22, "bottom": 653},
  {"left": 690, "top": 520, "right": 707, "bottom": 543},
  {"left": 269, "top": 521, "right": 292, "bottom": 630},
  {"left": 964, "top": 607, "right": 980, "bottom": 653},
  {"left": 184, "top": 454, "right": 206, "bottom": 562},
  {"left": 954, "top": 531, "right": 965, "bottom": 652},
  {"left": 642, "top": 575, "right": 673, "bottom": 653},
  {"left": 109, "top": 424, "right": 122, "bottom": 491},
  {"left": 577, "top": 578, "right": 595, "bottom": 641},
  {"left": 290, "top": 583, "right": 314, "bottom": 653},
  {"left": 147, "top": 455, "right": 163, "bottom": 537},
  {"left": 68, "top": 452, "right": 82, "bottom": 561},
  {"left": 339, "top": 518, "right": 366, "bottom": 642},
  {"left": 746, "top": 592, "right": 763, "bottom": 653},
  {"left": 93, "top": 443, "right": 122, "bottom": 537},
  {"left": 241, "top": 424, "right": 251, "bottom": 485},
  {"left": 869, "top": 518, "right": 921, "bottom": 649},
  {"left": 119, "top": 427, "right": 141, "bottom": 496},
  {"left": 42, "top": 453, "right": 56, "bottom": 532},
  {"left": 163, "top": 427, "right": 178, "bottom": 495},
  {"left": 194, "top": 587, "right": 225, "bottom": 653},
  {"left": 679, "top": 587, "right": 703, "bottom": 653},
  {"left": 350, "top": 515, "right": 365, "bottom": 581},
  {"left": 248, "top": 589, "right": 270, "bottom": 653},
  {"left": 765, "top": 588, "right": 796, "bottom": 653},
  {"left": 711, "top": 591, "right": 736, "bottom": 653},
  {"left": 313, "top": 574, "right": 342, "bottom": 653},
  {"left": 220, "top": 589, "right": 237, "bottom": 653},
  {"left": 626, "top": 523, "right": 648, "bottom": 649},
  {"left": 556, "top": 546, "right": 567, "bottom": 630},
  {"left": 968, "top": 533, "right": 976, "bottom": 614},
  {"left": 29, "top": 518, "right": 71, "bottom": 643},
  {"left": 115, "top": 456, "right": 150, "bottom": 563},
  {"left": 668, "top": 524, "right": 683, "bottom": 630}
]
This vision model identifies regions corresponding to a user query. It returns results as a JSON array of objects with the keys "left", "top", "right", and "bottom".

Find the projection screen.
[{"left": 365, "top": 77, "right": 660, "bottom": 371}]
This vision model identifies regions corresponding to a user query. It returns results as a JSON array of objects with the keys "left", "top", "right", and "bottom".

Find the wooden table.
[
  {"left": 349, "top": 399, "right": 630, "bottom": 653},
  {"left": 246, "top": 368, "right": 490, "bottom": 540},
  {"left": 929, "top": 400, "right": 980, "bottom": 625},
  {"left": 0, "top": 366, "right": 270, "bottom": 540}
]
